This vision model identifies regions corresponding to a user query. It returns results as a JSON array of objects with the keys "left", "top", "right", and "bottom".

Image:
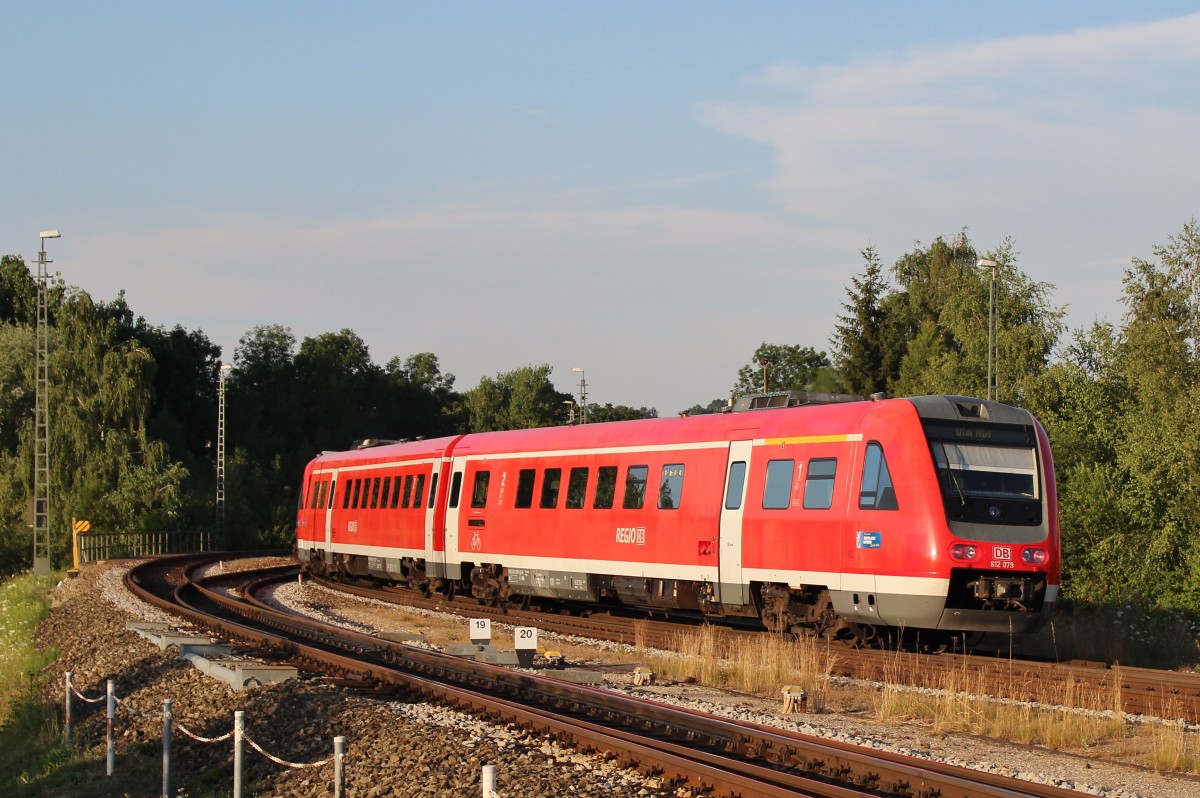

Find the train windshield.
[{"left": 931, "top": 442, "right": 1038, "bottom": 500}]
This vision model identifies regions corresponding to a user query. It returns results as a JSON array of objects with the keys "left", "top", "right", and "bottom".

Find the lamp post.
[
  {"left": 572, "top": 367, "right": 588, "bottom": 423},
  {"left": 32, "top": 230, "right": 60, "bottom": 577},
  {"left": 977, "top": 258, "right": 998, "bottom": 401},
  {"left": 216, "top": 363, "right": 232, "bottom": 548}
]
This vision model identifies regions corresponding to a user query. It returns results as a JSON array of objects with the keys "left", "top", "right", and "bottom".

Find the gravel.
[{"left": 37, "top": 561, "right": 1200, "bottom": 798}]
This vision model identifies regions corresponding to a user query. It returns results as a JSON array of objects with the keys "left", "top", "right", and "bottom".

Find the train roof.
[{"left": 305, "top": 395, "right": 1038, "bottom": 470}]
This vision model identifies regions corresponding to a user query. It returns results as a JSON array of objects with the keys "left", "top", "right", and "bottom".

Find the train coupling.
[{"left": 972, "top": 574, "right": 1034, "bottom": 607}]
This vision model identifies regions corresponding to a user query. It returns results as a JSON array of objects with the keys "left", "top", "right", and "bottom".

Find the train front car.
[
  {"left": 909, "top": 395, "right": 1060, "bottom": 637},
  {"left": 748, "top": 394, "right": 1060, "bottom": 650}
]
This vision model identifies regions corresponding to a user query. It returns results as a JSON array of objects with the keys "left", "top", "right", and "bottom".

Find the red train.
[{"left": 295, "top": 393, "right": 1060, "bottom": 648}]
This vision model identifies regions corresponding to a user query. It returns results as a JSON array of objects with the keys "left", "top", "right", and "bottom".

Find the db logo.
[{"left": 992, "top": 546, "right": 1012, "bottom": 561}]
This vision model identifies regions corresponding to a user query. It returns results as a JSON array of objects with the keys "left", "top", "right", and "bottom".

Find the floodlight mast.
[
  {"left": 977, "top": 258, "right": 999, "bottom": 401},
  {"left": 33, "top": 231, "right": 61, "bottom": 576}
]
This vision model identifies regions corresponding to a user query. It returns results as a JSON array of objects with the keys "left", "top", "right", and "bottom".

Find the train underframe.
[{"left": 300, "top": 548, "right": 1048, "bottom": 651}]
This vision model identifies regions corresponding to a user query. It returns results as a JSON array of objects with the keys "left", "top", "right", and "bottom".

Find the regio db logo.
[{"left": 616, "top": 526, "right": 646, "bottom": 545}]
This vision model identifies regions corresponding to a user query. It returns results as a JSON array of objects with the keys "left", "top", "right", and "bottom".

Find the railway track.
[
  {"left": 125, "top": 552, "right": 1108, "bottom": 798},
  {"left": 309, "top": 571, "right": 1200, "bottom": 724}
]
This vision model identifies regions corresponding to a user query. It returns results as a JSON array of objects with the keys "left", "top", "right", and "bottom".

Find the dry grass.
[
  {"left": 645, "top": 626, "right": 838, "bottom": 710},
  {"left": 645, "top": 626, "right": 1200, "bottom": 773},
  {"left": 873, "top": 652, "right": 1128, "bottom": 748}
]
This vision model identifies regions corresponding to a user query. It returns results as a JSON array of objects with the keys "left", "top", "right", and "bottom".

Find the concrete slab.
[
  {"left": 177, "top": 642, "right": 233, "bottom": 658},
  {"left": 181, "top": 653, "right": 297, "bottom": 691},
  {"left": 550, "top": 669, "right": 605, "bottom": 685},
  {"left": 478, "top": 649, "right": 520, "bottom": 665},
  {"left": 379, "top": 631, "right": 427, "bottom": 644}
]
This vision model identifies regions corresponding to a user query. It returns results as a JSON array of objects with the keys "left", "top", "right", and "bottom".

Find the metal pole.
[
  {"left": 162, "top": 699, "right": 172, "bottom": 798},
  {"left": 482, "top": 764, "right": 498, "bottom": 797},
  {"left": 988, "top": 267, "right": 996, "bottom": 401},
  {"left": 333, "top": 735, "right": 346, "bottom": 798},
  {"left": 106, "top": 679, "right": 115, "bottom": 776},
  {"left": 64, "top": 671, "right": 72, "bottom": 745},
  {"left": 233, "top": 710, "right": 244, "bottom": 798}
]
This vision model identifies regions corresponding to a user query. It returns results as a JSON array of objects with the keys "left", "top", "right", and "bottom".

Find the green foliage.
[
  {"left": 832, "top": 246, "right": 890, "bottom": 395},
  {"left": 733, "top": 343, "right": 831, "bottom": 397},
  {"left": 465, "top": 364, "right": 572, "bottom": 431},
  {"left": 0, "top": 573, "right": 62, "bottom": 792},
  {"left": 585, "top": 403, "right": 658, "bottom": 423}
]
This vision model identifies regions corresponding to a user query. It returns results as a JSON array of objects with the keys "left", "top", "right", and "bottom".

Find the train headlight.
[
  {"left": 1022, "top": 548, "right": 1048, "bottom": 565},
  {"left": 950, "top": 543, "right": 977, "bottom": 561}
]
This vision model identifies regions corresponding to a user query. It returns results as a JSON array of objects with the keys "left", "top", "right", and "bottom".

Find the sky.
[{"left": 3, "top": 2, "right": 1198, "bottom": 415}]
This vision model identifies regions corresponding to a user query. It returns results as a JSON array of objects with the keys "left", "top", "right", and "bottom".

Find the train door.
[
  {"left": 424, "top": 460, "right": 445, "bottom": 578},
  {"left": 443, "top": 456, "right": 467, "bottom": 581},
  {"left": 717, "top": 440, "right": 753, "bottom": 605},
  {"left": 324, "top": 471, "right": 337, "bottom": 566}
]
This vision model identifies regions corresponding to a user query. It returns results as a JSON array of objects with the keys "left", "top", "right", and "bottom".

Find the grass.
[
  {"left": 873, "top": 652, "right": 1129, "bottom": 750},
  {"left": 643, "top": 625, "right": 838, "bottom": 711},
  {"left": 0, "top": 573, "right": 68, "bottom": 795}
]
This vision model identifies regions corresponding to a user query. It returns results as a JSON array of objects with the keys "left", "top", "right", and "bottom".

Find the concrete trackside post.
[
  {"left": 482, "top": 764, "right": 498, "bottom": 797},
  {"left": 233, "top": 711, "right": 245, "bottom": 798},
  {"left": 333, "top": 735, "right": 346, "bottom": 798},
  {"left": 162, "top": 698, "right": 172, "bottom": 798},
  {"left": 64, "top": 671, "right": 72, "bottom": 745},
  {"left": 106, "top": 679, "right": 115, "bottom": 776}
]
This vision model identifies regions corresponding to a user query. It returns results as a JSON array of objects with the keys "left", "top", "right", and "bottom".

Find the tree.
[
  {"left": 831, "top": 246, "right": 890, "bottom": 395},
  {"left": 465, "top": 365, "right": 572, "bottom": 431},
  {"left": 586, "top": 403, "right": 658, "bottom": 422},
  {"left": 871, "top": 232, "right": 1063, "bottom": 402},
  {"left": 383, "top": 352, "right": 467, "bottom": 437},
  {"left": 732, "top": 343, "right": 831, "bottom": 398},
  {"left": 0, "top": 255, "right": 37, "bottom": 324}
]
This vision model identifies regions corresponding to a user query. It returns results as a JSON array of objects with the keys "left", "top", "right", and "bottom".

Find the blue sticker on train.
[{"left": 856, "top": 531, "right": 882, "bottom": 549}]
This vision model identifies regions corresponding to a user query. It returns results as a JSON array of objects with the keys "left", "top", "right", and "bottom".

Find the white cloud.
[{"left": 701, "top": 13, "right": 1200, "bottom": 227}]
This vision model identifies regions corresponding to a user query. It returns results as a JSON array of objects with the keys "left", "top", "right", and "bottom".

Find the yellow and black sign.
[{"left": 73, "top": 519, "right": 91, "bottom": 533}]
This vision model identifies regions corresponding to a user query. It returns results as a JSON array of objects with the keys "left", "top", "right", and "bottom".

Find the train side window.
[
  {"left": 859, "top": 442, "right": 899, "bottom": 510},
  {"left": 803, "top": 458, "right": 838, "bottom": 509},
  {"left": 470, "top": 471, "right": 490, "bottom": 508},
  {"left": 402, "top": 475, "right": 414, "bottom": 509},
  {"left": 311, "top": 481, "right": 322, "bottom": 509},
  {"left": 448, "top": 472, "right": 462, "bottom": 508},
  {"left": 540, "top": 468, "right": 562, "bottom": 508},
  {"left": 594, "top": 466, "right": 617, "bottom": 509},
  {"left": 658, "top": 464, "right": 685, "bottom": 509},
  {"left": 623, "top": 465, "right": 649, "bottom": 509},
  {"left": 326, "top": 480, "right": 336, "bottom": 509},
  {"left": 763, "top": 460, "right": 794, "bottom": 509},
  {"left": 725, "top": 461, "right": 747, "bottom": 510},
  {"left": 342, "top": 480, "right": 353, "bottom": 509},
  {"left": 352, "top": 479, "right": 364, "bottom": 509},
  {"left": 390, "top": 476, "right": 402, "bottom": 508},
  {"left": 370, "top": 477, "right": 381, "bottom": 509},
  {"left": 381, "top": 477, "right": 392, "bottom": 509},
  {"left": 515, "top": 469, "right": 536, "bottom": 509},
  {"left": 413, "top": 474, "right": 426, "bottom": 509},
  {"left": 566, "top": 467, "right": 588, "bottom": 509},
  {"left": 428, "top": 473, "right": 438, "bottom": 506}
]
